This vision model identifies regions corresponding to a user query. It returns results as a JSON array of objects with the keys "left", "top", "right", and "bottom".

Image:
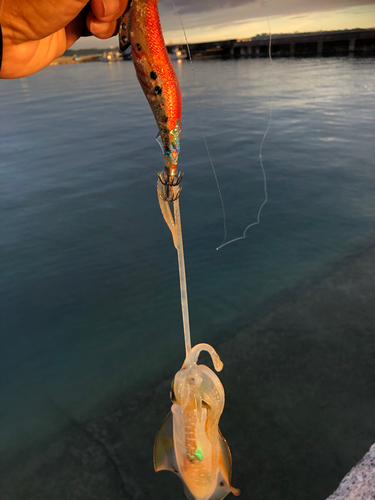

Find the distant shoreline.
[
  {"left": 60, "top": 28, "right": 375, "bottom": 62},
  {"left": 50, "top": 48, "right": 129, "bottom": 65},
  {"left": 50, "top": 55, "right": 102, "bottom": 65}
]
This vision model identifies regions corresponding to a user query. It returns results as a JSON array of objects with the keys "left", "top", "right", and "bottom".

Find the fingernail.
[{"left": 101, "top": 0, "right": 119, "bottom": 17}]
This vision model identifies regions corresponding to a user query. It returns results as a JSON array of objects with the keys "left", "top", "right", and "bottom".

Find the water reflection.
[{"left": 0, "top": 58, "right": 375, "bottom": 472}]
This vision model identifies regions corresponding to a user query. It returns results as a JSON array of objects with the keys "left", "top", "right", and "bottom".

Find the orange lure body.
[{"left": 119, "top": 0, "right": 182, "bottom": 173}]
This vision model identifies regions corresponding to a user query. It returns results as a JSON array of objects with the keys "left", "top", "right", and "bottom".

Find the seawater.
[{"left": 1, "top": 57, "right": 375, "bottom": 461}]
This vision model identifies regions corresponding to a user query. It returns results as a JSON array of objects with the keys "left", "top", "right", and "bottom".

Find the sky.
[{"left": 73, "top": 0, "right": 375, "bottom": 49}]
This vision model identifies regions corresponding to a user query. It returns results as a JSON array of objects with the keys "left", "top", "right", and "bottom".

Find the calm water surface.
[{"left": 1, "top": 58, "right": 375, "bottom": 462}]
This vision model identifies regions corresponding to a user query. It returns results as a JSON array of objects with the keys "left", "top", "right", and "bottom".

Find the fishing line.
[
  {"left": 169, "top": 0, "right": 227, "bottom": 249},
  {"left": 216, "top": 21, "right": 273, "bottom": 250}
]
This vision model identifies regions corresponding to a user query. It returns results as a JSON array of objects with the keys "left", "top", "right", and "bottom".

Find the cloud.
[
  {"left": 162, "top": 0, "right": 375, "bottom": 17},
  {"left": 169, "top": 0, "right": 256, "bottom": 15},
  {"left": 72, "top": 1, "right": 375, "bottom": 49},
  {"left": 289, "top": 14, "right": 309, "bottom": 19},
  {"left": 159, "top": 0, "right": 375, "bottom": 35}
]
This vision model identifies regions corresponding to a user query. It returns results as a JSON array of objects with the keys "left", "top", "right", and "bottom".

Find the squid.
[
  {"left": 119, "top": 2, "right": 240, "bottom": 499},
  {"left": 154, "top": 343, "right": 240, "bottom": 500}
]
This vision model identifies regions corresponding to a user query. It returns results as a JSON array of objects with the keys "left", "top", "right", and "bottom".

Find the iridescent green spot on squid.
[{"left": 193, "top": 447, "right": 204, "bottom": 461}]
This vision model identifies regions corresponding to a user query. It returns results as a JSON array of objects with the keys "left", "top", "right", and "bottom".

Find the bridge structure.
[
  {"left": 233, "top": 29, "right": 375, "bottom": 58},
  {"left": 178, "top": 29, "right": 375, "bottom": 59}
]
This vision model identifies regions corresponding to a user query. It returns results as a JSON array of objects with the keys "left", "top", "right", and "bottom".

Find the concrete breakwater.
[{"left": 327, "top": 444, "right": 375, "bottom": 500}]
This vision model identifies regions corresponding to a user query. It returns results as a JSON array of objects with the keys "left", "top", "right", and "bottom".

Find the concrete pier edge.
[{"left": 326, "top": 443, "right": 375, "bottom": 499}]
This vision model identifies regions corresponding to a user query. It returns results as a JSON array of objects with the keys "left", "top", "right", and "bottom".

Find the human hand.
[{"left": 0, "top": 0, "right": 128, "bottom": 78}]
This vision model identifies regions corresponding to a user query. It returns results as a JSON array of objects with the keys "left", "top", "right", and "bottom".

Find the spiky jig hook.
[{"left": 157, "top": 170, "right": 184, "bottom": 201}]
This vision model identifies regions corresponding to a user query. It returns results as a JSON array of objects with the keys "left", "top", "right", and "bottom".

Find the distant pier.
[{"left": 177, "top": 29, "right": 375, "bottom": 59}]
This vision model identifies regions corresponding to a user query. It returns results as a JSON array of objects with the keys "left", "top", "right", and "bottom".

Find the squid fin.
[
  {"left": 210, "top": 428, "right": 241, "bottom": 500},
  {"left": 218, "top": 428, "right": 232, "bottom": 481},
  {"left": 154, "top": 412, "right": 180, "bottom": 476}
]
